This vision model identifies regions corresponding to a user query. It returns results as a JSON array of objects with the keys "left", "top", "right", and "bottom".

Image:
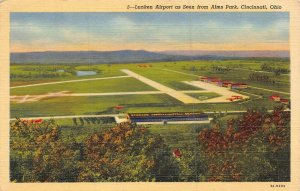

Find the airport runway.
[
  {"left": 121, "top": 69, "right": 201, "bottom": 104},
  {"left": 11, "top": 75, "right": 131, "bottom": 89},
  {"left": 10, "top": 90, "right": 207, "bottom": 103}
]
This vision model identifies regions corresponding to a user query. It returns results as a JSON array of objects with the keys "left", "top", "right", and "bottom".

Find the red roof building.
[
  {"left": 172, "top": 148, "right": 182, "bottom": 158},
  {"left": 222, "top": 82, "right": 233, "bottom": 87},
  {"left": 232, "top": 95, "right": 243, "bottom": 99},
  {"left": 269, "top": 95, "right": 281, "bottom": 102},
  {"left": 226, "top": 97, "right": 235, "bottom": 102},
  {"left": 199, "top": 77, "right": 209, "bottom": 81},
  {"left": 114, "top": 105, "right": 124, "bottom": 110},
  {"left": 199, "top": 76, "right": 219, "bottom": 83},
  {"left": 280, "top": 98, "right": 289, "bottom": 104}
]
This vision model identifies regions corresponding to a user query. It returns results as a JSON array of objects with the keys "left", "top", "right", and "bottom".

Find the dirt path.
[
  {"left": 121, "top": 69, "right": 201, "bottom": 104},
  {"left": 11, "top": 75, "right": 131, "bottom": 89}
]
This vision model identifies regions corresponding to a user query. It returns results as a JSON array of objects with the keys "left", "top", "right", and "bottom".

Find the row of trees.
[
  {"left": 72, "top": 117, "right": 115, "bottom": 126},
  {"left": 181, "top": 65, "right": 207, "bottom": 72},
  {"left": 10, "top": 71, "right": 72, "bottom": 79},
  {"left": 248, "top": 73, "right": 275, "bottom": 84},
  {"left": 211, "top": 66, "right": 231, "bottom": 74},
  {"left": 261, "top": 63, "right": 289, "bottom": 75},
  {"left": 10, "top": 106, "right": 290, "bottom": 182},
  {"left": 10, "top": 65, "right": 102, "bottom": 79}
]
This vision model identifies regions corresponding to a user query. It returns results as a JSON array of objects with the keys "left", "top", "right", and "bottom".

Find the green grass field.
[
  {"left": 187, "top": 92, "right": 220, "bottom": 100},
  {"left": 10, "top": 93, "right": 284, "bottom": 118},
  {"left": 11, "top": 77, "right": 155, "bottom": 95},
  {"left": 10, "top": 94, "right": 173, "bottom": 117},
  {"left": 10, "top": 64, "right": 125, "bottom": 86},
  {"left": 10, "top": 59, "right": 290, "bottom": 118}
]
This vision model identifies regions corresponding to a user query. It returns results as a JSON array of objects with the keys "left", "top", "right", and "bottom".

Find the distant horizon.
[
  {"left": 11, "top": 12, "right": 289, "bottom": 53},
  {"left": 11, "top": 49, "right": 290, "bottom": 54}
]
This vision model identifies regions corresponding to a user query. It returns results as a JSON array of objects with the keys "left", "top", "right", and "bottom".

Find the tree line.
[
  {"left": 261, "top": 63, "right": 289, "bottom": 75},
  {"left": 248, "top": 73, "right": 275, "bottom": 84},
  {"left": 72, "top": 117, "right": 115, "bottom": 126}
]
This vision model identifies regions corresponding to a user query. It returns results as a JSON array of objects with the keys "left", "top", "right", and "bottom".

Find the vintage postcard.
[{"left": 0, "top": 0, "right": 299, "bottom": 191}]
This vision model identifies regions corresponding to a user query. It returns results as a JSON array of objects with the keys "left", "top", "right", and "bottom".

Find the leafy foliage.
[
  {"left": 10, "top": 107, "right": 290, "bottom": 182},
  {"left": 198, "top": 106, "right": 290, "bottom": 181},
  {"left": 78, "top": 122, "right": 177, "bottom": 182},
  {"left": 10, "top": 119, "right": 80, "bottom": 182},
  {"left": 10, "top": 121, "right": 176, "bottom": 182}
]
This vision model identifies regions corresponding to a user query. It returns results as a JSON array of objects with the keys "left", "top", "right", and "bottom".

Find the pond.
[{"left": 76, "top": 70, "right": 97, "bottom": 77}]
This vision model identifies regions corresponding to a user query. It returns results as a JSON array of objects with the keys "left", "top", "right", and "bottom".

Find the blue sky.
[{"left": 11, "top": 12, "right": 289, "bottom": 52}]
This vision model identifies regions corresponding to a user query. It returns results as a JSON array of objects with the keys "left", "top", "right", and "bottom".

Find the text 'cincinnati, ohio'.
[{"left": 127, "top": 4, "right": 283, "bottom": 10}]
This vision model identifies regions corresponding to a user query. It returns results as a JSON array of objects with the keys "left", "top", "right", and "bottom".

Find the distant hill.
[
  {"left": 11, "top": 50, "right": 189, "bottom": 64},
  {"left": 10, "top": 50, "right": 289, "bottom": 64},
  {"left": 160, "top": 50, "right": 290, "bottom": 58}
]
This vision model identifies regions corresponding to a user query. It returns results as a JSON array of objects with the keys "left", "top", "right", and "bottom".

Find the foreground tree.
[
  {"left": 198, "top": 106, "right": 290, "bottom": 181},
  {"left": 10, "top": 119, "right": 80, "bottom": 182},
  {"left": 78, "top": 122, "right": 177, "bottom": 182},
  {"left": 11, "top": 120, "right": 177, "bottom": 182}
]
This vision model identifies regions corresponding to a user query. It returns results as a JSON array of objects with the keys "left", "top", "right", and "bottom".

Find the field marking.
[
  {"left": 19, "top": 95, "right": 29, "bottom": 103},
  {"left": 10, "top": 75, "right": 131, "bottom": 89},
  {"left": 121, "top": 69, "right": 201, "bottom": 104},
  {"left": 11, "top": 91, "right": 70, "bottom": 103},
  {"left": 162, "top": 68, "right": 290, "bottom": 95},
  {"left": 184, "top": 81, "right": 249, "bottom": 103}
]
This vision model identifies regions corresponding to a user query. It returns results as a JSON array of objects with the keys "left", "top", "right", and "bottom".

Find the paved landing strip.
[
  {"left": 10, "top": 90, "right": 207, "bottom": 103},
  {"left": 184, "top": 81, "right": 249, "bottom": 103},
  {"left": 10, "top": 75, "right": 131, "bottom": 89},
  {"left": 121, "top": 69, "right": 201, "bottom": 104}
]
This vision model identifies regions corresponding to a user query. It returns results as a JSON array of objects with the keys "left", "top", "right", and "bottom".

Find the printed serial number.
[{"left": 270, "top": 184, "right": 286, "bottom": 188}]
